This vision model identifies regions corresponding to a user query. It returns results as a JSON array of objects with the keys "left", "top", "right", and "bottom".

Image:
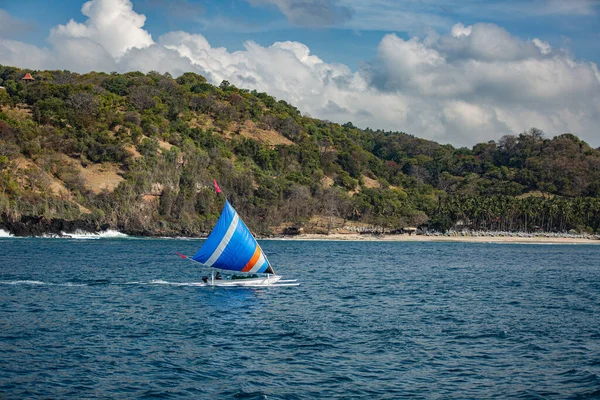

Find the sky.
[{"left": 0, "top": 0, "right": 599, "bottom": 148}]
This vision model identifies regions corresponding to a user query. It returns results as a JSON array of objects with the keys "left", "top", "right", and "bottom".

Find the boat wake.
[
  {"left": 0, "top": 279, "right": 202, "bottom": 287},
  {"left": 0, "top": 280, "right": 87, "bottom": 286},
  {"left": 146, "top": 279, "right": 205, "bottom": 287}
]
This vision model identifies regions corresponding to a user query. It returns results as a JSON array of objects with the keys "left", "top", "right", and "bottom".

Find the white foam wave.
[
  {"left": 61, "top": 229, "right": 129, "bottom": 239},
  {"left": 40, "top": 233, "right": 65, "bottom": 238},
  {"left": 0, "top": 280, "right": 46, "bottom": 285},
  {"left": 0, "top": 229, "right": 13, "bottom": 238}
]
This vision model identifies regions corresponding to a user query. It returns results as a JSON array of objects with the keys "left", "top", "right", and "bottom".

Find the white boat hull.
[{"left": 204, "top": 275, "right": 299, "bottom": 287}]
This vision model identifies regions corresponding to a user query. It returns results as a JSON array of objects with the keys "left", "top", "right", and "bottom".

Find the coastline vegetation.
[{"left": 1, "top": 65, "right": 599, "bottom": 236}]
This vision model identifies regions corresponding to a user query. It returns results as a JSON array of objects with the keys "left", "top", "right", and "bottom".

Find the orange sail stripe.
[{"left": 242, "top": 246, "right": 261, "bottom": 272}]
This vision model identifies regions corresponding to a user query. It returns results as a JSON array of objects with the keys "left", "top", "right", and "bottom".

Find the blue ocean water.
[{"left": 1, "top": 237, "right": 600, "bottom": 399}]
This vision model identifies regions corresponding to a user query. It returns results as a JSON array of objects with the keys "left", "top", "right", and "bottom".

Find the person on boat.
[
  {"left": 202, "top": 276, "right": 208, "bottom": 283},
  {"left": 215, "top": 272, "right": 222, "bottom": 280}
]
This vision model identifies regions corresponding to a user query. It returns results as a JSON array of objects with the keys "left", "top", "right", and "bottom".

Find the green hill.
[{"left": 1, "top": 65, "right": 599, "bottom": 236}]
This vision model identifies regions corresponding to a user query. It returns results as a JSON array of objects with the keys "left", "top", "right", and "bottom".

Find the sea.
[{"left": 1, "top": 233, "right": 600, "bottom": 399}]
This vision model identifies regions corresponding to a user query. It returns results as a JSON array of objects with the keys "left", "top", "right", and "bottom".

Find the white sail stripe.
[
  {"left": 255, "top": 241, "right": 272, "bottom": 272},
  {"left": 204, "top": 213, "right": 239, "bottom": 267},
  {"left": 249, "top": 253, "right": 266, "bottom": 274}
]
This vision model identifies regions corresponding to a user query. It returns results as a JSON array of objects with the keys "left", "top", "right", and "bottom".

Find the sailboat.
[{"left": 178, "top": 180, "right": 299, "bottom": 287}]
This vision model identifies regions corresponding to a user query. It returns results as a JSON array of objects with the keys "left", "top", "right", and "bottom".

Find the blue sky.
[{"left": 0, "top": 0, "right": 599, "bottom": 146}]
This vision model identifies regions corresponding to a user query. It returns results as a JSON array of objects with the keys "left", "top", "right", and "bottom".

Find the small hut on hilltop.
[{"left": 22, "top": 73, "right": 35, "bottom": 83}]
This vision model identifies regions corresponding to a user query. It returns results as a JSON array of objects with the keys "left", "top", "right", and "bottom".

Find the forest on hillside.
[{"left": 1, "top": 65, "right": 600, "bottom": 236}]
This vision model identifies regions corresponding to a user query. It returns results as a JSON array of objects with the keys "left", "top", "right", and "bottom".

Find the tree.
[{"left": 66, "top": 92, "right": 98, "bottom": 128}]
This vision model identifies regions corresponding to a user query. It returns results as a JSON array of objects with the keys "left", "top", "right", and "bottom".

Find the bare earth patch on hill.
[
  {"left": 518, "top": 191, "right": 554, "bottom": 199},
  {"left": 157, "top": 139, "right": 173, "bottom": 151},
  {"left": 237, "top": 121, "right": 294, "bottom": 146},
  {"left": 321, "top": 176, "right": 334, "bottom": 188},
  {"left": 74, "top": 161, "right": 124, "bottom": 194},
  {"left": 361, "top": 175, "right": 381, "bottom": 189}
]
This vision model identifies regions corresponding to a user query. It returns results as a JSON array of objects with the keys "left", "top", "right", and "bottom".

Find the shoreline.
[
  {"left": 1, "top": 228, "right": 599, "bottom": 244},
  {"left": 273, "top": 233, "right": 600, "bottom": 245}
]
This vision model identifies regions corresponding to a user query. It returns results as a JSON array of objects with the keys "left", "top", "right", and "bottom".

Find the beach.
[{"left": 281, "top": 233, "right": 600, "bottom": 244}]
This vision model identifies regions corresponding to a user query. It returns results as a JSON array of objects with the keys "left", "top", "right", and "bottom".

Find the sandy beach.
[{"left": 277, "top": 233, "right": 600, "bottom": 244}]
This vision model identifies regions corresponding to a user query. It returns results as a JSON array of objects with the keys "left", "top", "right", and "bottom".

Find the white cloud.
[
  {"left": 367, "top": 24, "right": 600, "bottom": 144},
  {"left": 0, "top": 39, "right": 52, "bottom": 70},
  {"left": 50, "top": 0, "right": 154, "bottom": 58},
  {"left": 451, "top": 23, "right": 472, "bottom": 38},
  {"left": 533, "top": 38, "right": 551, "bottom": 55},
  {"left": 119, "top": 44, "right": 199, "bottom": 77},
  {"left": 437, "top": 23, "right": 543, "bottom": 62},
  {"left": 0, "top": 1, "right": 599, "bottom": 147}
]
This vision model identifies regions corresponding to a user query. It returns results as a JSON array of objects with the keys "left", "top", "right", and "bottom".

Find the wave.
[
  {"left": 0, "top": 229, "right": 13, "bottom": 238},
  {"left": 0, "top": 229, "right": 204, "bottom": 240},
  {"left": 62, "top": 229, "right": 130, "bottom": 239},
  {"left": 0, "top": 229, "right": 131, "bottom": 239}
]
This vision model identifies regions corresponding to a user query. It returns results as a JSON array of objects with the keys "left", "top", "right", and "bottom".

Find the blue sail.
[{"left": 192, "top": 200, "right": 274, "bottom": 274}]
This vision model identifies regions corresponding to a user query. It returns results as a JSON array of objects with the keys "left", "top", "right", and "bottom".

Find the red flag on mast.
[{"left": 213, "top": 179, "right": 222, "bottom": 194}]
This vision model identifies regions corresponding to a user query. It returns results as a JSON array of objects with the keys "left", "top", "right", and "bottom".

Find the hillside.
[{"left": 1, "top": 65, "right": 599, "bottom": 236}]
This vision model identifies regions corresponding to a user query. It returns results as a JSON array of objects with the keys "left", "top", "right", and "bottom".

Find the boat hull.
[{"left": 204, "top": 275, "right": 298, "bottom": 287}]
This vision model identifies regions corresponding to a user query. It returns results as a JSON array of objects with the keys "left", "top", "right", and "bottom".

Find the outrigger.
[{"left": 177, "top": 180, "right": 299, "bottom": 288}]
